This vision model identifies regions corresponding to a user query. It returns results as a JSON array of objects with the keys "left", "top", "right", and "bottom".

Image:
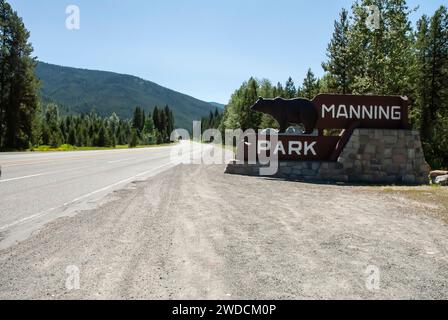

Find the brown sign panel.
[
  {"left": 239, "top": 135, "right": 340, "bottom": 161},
  {"left": 244, "top": 94, "right": 411, "bottom": 162},
  {"left": 313, "top": 94, "right": 410, "bottom": 130}
]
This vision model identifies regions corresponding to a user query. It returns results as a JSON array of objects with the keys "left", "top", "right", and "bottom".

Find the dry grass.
[{"left": 380, "top": 185, "right": 448, "bottom": 223}]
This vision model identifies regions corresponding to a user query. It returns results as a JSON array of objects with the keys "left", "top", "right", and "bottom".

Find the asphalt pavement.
[{"left": 0, "top": 143, "right": 204, "bottom": 249}]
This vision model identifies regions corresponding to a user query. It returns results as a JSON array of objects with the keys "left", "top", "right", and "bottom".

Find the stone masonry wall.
[{"left": 225, "top": 129, "right": 431, "bottom": 185}]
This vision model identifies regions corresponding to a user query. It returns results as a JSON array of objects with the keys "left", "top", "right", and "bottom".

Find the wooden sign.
[
  {"left": 313, "top": 94, "right": 410, "bottom": 130},
  {"left": 239, "top": 135, "right": 340, "bottom": 161},
  {"left": 242, "top": 94, "right": 411, "bottom": 162}
]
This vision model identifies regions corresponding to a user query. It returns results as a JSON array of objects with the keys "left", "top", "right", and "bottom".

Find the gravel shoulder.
[{"left": 0, "top": 164, "right": 447, "bottom": 299}]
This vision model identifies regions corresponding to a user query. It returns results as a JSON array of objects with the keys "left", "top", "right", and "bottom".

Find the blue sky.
[{"left": 9, "top": 0, "right": 446, "bottom": 104}]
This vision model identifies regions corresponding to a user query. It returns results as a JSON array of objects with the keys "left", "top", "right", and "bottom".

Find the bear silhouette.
[{"left": 250, "top": 97, "right": 318, "bottom": 134}]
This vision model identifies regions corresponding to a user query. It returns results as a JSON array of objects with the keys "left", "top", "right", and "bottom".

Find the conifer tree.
[
  {"left": 284, "top": 77, "right": 296, "bottom": 98},
  {"left": 301, "top": 69, "right": 320, "bottom": 100},
  {"left": 0, "top": 0, "right": 39, "bottom": 149},
  {"left": 322, "top": 8, "right": 352, "bottom": 94},
  {"left": 414, "top": 6, "right": 448, "bottom": 167}
]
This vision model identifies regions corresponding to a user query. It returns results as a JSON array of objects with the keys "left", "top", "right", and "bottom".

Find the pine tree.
[
  {"left": 140, "top": 109, "right": 145, "bottom": 132},
  {"left": 415, "top": 15, "right": 430, "bottom": 138},
  {"left": 164, "top": 105, "right": 173, "bottom": 138},
  {"left": 128, "top": 129, "right": 138, "bottom": 148},
  {"left": 427, "top": 6, "right": 448, "bottom": 127},
  {"left": 97, "top": 124, "right": 107, "bottom": 147},
  {"left": 142, "top": 114, "right": 155, "bottom": 144},
  {"left": 242, "top": 78, "right": 262, "bottom": 130},
  {"left": 201, "top": 108, "right": 223, "bottom": 132},
  {"left": 284, "top": 77, "right": 296, "bottom": 98},
  {"left": 68, "top": 126, "right": 77, "bottom": 146},
  {"left": 414, "top": 6, "right": 448, "bottom": 168},
  {"left": 0, "top": 0, "right": 8, "bottom": 148},
  {"left": 258, "top": 79, "right": 278, "bottom": 128},
  {"left": 349, "top": 0, "right": 414, "bottom": 95},
  {"left": 153, "top": 106, "right": 160, "bottom": 132},
  {"left": 322, "top": 8, "right": 352, "bottom": 94},
  {"left": 222, "top": 77, "right": 263, "bottom": 131},
  {"left": 45, "top": 104, "right": 62, "bottom": 147},
  {"left": 30, "top": 103, "right": 42, "bottom": 146},
  {"left": 143, "top": 115, "right": 154, "bottom": 134},
  {"left": 132, "top": 106, "right": 143, "bottom": 133},
  {"left": 109, "top": 129, "right": 116, "bottom": 148},
  {"left": 275, "top": 82, "right": 284, "bottom": 98},
  {"left": 0, "top": 0, "right": 39, "bottom": 149},
  {"left": 301, "top": 69, "right": 320, "bottom": 100},
  {"left": 159, "top": 108, "right": 167, "bottom": 140}
]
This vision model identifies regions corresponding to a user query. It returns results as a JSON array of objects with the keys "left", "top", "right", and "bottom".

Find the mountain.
[
  {"left": 35, "top": 62, "right": 218, "bottom": 129},
  {"left": 209, "top": 102, "right": 226, "bottom": 109}
]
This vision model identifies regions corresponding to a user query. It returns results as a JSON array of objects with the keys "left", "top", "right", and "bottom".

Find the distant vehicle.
[
  {"left": 285, "top": 126, "right": 319, "bottom": 136},
  {"left": 285, "top": 126, "right": 302, "bottom": 135},
  {"left": 260, "top": 128, "right": 279, "bottom": 135}
]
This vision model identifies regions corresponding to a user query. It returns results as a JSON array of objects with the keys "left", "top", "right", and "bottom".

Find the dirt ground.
[{"left": 0, "top": 164, "right": 447, "bottom": 299}]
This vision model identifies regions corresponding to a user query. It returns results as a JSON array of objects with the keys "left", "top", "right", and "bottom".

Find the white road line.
[
  {"left": 64, "top": 162, "right": 175, "bottom": 206},
  {"left": 0, "top": 143, "right": 204, "bottom": 232},
  {"left": 0, "top": 207, "right": 57, "bottom": 231},
  {"left": 0, "top": 173, "right": 45, "bottom": 183},
  {"left": 0, "top": 162, "right": 176, "bottom": 231},
  {"left": 107, "top": 158, "right": 135, "bottom": 164},
  {"left": 0, "top": 165, "right": 92, "bottom": 183},
  {"left": 0, "top": 146, "right": 174, "bottom": 167}
]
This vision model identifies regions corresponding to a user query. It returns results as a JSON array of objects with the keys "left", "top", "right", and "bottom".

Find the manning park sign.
[{"left": 239, "top": 94, "right": 410, "bottom": 162}]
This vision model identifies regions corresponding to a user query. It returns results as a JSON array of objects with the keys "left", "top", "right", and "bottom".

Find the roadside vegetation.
[
  {"left": 29, "top": 143, "right": 174, "bottom": 152},
  {"left": 27, "top": 104, "right": 176, "bottom": 150},
  {"left": 380, "top": 185, "right": 448, "bottom": 223}
]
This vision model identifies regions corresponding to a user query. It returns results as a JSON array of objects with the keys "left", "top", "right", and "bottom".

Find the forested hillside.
[{"left": 35, "top": 62, "right": 218, "bottom": 129}]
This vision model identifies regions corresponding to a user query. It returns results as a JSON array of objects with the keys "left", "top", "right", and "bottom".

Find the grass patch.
[
  {"left": 29, "top": 143, "right": 175, "bottom": 152},
  {"left": 381, "top": 185, "right": 448, "bottom": 223}
]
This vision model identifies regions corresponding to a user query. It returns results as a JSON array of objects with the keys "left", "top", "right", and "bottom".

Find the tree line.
[
  {"left": 220, "top": 0, "right": 448, "bottom": 169},
  {"left": 201, "top": 109, "right": 223, "bottom": 133},
  {"left": 220, "top": 72, "right": 321, "bottom": 132},
  {"left": 30, "top": 103, "right": 176, "bottom": 149},
  {"left": 130, "top": 105, "right": 175, "bottom": 147}
]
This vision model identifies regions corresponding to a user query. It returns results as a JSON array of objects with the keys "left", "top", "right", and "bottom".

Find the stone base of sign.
[{"left": 225, "top": 129, "right": 430, "bottom": 185}]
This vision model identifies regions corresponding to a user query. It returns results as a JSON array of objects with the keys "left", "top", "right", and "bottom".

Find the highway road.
[{"left": 0, "top": 143, "right": 204, "bottom": 249}]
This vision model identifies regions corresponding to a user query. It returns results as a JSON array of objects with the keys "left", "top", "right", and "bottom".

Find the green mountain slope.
[
  {"left": 35, "top": 62, "right": 217, "bottom": 129},
  {"left": 208, "top": 102, "right": 225, "bottom": 109}
]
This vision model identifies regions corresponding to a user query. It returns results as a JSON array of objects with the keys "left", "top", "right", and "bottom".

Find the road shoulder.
[{"left": 0, "top": 164, "right": 447, "bottom": 299}]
